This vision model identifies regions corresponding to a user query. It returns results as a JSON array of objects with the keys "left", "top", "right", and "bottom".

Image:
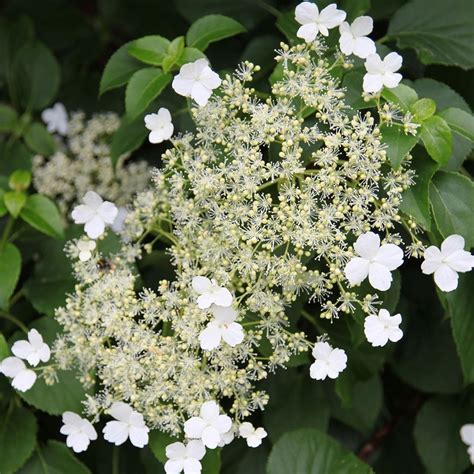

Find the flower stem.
[
  {"left": 112, "top": 446, "right": 120, "bottom": 474},
  {"left": 0, "top": 311, "right": 28, "bottom": 333},
  {"left": 0, "top": 216, "right": 15, "bottom": 252}
]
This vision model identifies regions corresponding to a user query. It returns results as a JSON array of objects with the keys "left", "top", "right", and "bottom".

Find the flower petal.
[
  {"left": 184, "top": 417, "right": 207, "bottom": 439},
  {"left": 222, "top": 323, "right": 244, "bottom": 347},
  {"left": 199, "top": 324, "right": 222, "bottom": 350},
  {"left": 103, "top": 421, "right": 129, "bottom": 446},
  {"left": 295, "top": 2, "right": 318, "bottom": 24},
  {"left": 368, "top": 262, "right": 392, "bottom": 291},
  {"left": 434, "top": 264, "right": 459, "bottom": 292},
  {"left": 351, "top": 16, "right": 373, "bottom": 37},
  {"left": 375, "top": 243, "right": 404, "bottom": 270},
  {"left": 297, "top": 23, "right": 319, "bottom": 42},
  {"left": 354, "top": 232, "right": 380, "bottom": 259},
  {"left": 84, "top": 215, "right": 105, "bottom": 239},
  {"left": 12, "top": 369, "right": 37, "bottom": 392},
  {"left": 129, "top": 426, "right": 149, "bottom": 448},
  {"left": 344, "top": 257, "right": 370, "bottom": 285},
  {"left": 201, "top": 425, "right": 220, "bottom": 449},
  {"left": 352, "top": 37, "right": 376, "bottom": 59}
]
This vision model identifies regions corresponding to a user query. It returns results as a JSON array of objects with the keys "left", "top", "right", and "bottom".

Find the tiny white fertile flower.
[
  {"left": 295, "top": 2, "right": 346, "bottom": 42},
  {"left": 0, "top": 357, "right": 37, "bottom": 392},
  {"left": 71, "top": 191, "right": 118, "bottom": 239},
  {"left": 238, "top": 422, "right": 267, "bottom": 448},
  {"left": 339, "top": 16, "right": 376, "bottom": 58},
  {"left": 460, "top": 424, "right": 474, "bottom": 464},
  {"left": 172, "top": 59, "right": 221, "bottom": 106},
  {"left": 344, "top": 232, "right": 404, "bottom": 291},
  {"left": 364, "top": 309, "right": 403, "bottom": 347},
  {"left": 199, "top": 306, "right": 244, "bottom": 351},
  {"left": 164, "top": 440, "right": 206, "bottom": 474},
  {"left": 184, "top": 400, "right": 232, "bottom": 449},
  {"left": 363, "top": 52, "right": 403, "bottom": 93},
  {"left": 11, "top": 329, "right": 50, "bottom": 366},
  {"left": 60, "top": 412, "right": 98, "bottom": 453},
  {"left": 192, "top": 276, "right": 232, "bottom": 309},
  {"left": 145, "top": 108, "right": 174, "bottom": 144},
  {"left": 310, "top": 341, "right": 347, "bottom": 380},
  {"left": 421, "top": 234, "right": 474, "bottom": 292},
  {"left": 77, "top": 240, "right": 96, "bottom": 262},
  {"left": 111, "top": 207, "right": 129, "bottom": 234},
  {"left": 41, "top": 102, "right": 68, "bottom": 135},
  {"left": 103, "top": 402, "right": 149, "bottom": 448}
]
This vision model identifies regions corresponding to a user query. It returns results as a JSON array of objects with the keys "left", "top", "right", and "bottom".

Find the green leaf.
[
  {"left": 99, "top": 41, "right": 143, "bottom": 96},
  {"left": 400, "top": 151, "right": 438, "bottom": 230},
  {"left": 342, "top": 70, "right": 376, "bottom": 110},
  {"left": 9, "top": 169, "right": 31, "bottom": 191},
  {"left": 420, "top": 116, "right": 452, "bottom": 165},
  {"left": 276, "top": 10, "right": 299, "bottom": 42},
  {"left": 176, "top": 47, "right": 207, "bottom": 67},
  {"left": 110, "top": 114, "right": 149, "bottom": 166},
  {"left": 341, "top": 0, "right": 371, "bottom": 20},
  {"left": 4, "top": 191, "right": 27, "bottom": 217},
  {"left": 410, "top": 98, "right": 436, "bottom": 122},
  {"left": 380, "top": 124, "right": 419, "bottom": 169},
  {"left": 23, "top": 122, "right": 57, "bottom": 156},
  {"left": 382, "top": 84, "right": 418, "bottom": 111},
  {"left": 388, "top": 0, "right": 474, "bottom": 69},
  {"left": 0, "top": 333, "right": 8, "bottom": 360},
  {"left": 149, "top": 430, "right": 178, "bottom": 464},
  {"left": 125, "top": 68, "right": 172, "bottom": 121},
  {"left": 20, "top": 194, "right": 64, "bottom": 239},
  {"left": 0, "top": 243, "right": 21, "bottom": 308},
  {"left": 128, "top": 36, "right": 171, "bottom": 66},
  {"left": 438, "top": 107, "right": 474, "bottom": 142},
  {"left": 18, "top": 440, "right": 91, "bottom": 474},
  {"left": 414, "top": 397, "right": 471, "bottom": 474},
  {"left": 0, "top": 406, "right": 37, "bottom": 473},
  {"left": 162, "top": 36, "right": 185, "bottom": 72},
  {"left": 429, "top": 171, "right": 474, "bottom": 248},
  {"left": 411, "top": 78, "right": 470, "bottom": 112},
  {"left": 267, "top": 428, "right": 374, "bottom": 474},
  {"left": 186, "top": 14, "right": 246, "bottom": 51},
  {"left": 201, "top": 448, "right": 221, "bottom": 474},
  {"left": 12, "top": 41, "right": 60, "bottom": 111},
  {"left": 0, "top": 103, "right": 17, "bottom": 132}
]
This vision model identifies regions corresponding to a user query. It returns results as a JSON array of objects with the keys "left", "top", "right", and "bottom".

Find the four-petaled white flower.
[
  {"left": 41, "top": 102, "right": 68, "bottom": 135},
  {"left": 60, "top": 412, "right": 98, "bottom": 453},
  {"left": 238, "top": 422, "right": 267, "bottom": 448},
  {"left": 0, "top": 356, "right": 37, "bottom": 392},
  {"left": 71, "top": 191, "right": 118, "bottom": 239},
  {"left": 103, "top": 402, "right": 149, "bottom": 448},
  {"left": 344, "top": 232, "right": 404, "bottom": 291},
  {"left": 363, "top": 52, "right": 403, "bottom": 93},
  {"left": 172, "top": 59, "right": 221, "bottom": 106},
  {"left": 145, "top": 108, "right": 174, "bottom": 144},
  {"left": 460, "top": 424, "right": 474, "bottom": 464},
  {"left": 192, "top": 276, "right": 232, "bottom": 309},
  {"left": 77, "top": 240, "right": 96, "bottom": 262},
  {"left": 309, "top": 341, "right": 347, "bottom": 380},
  {"left": 295, "top": 2, "right": 346, "bottom": 42},
  {"left": 364, "top": 309, "right": 403, "bottom": 347},
  {"left": 421, "top": 234, "right": 474, "bottom": 292},
  {"left": 199, "top": 305, "right": 244, "bottom": 351},
  {"left": 339, "top": 16, "right": 376, "bottom": 59},
  {"left": 12, "top": 329, "right": 50, "bottom": 366},
  {"left": 184, "top": 400, "right": 232, "bottom": 449},
  {"left": 164, "top": 440, "right": 206, "bottom": 474}
]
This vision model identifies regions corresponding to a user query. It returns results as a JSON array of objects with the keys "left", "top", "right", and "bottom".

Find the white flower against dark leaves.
[
  {"left": 145, "top": 108, "right": 174, "bottom": 144},
  {"left": 164, "top": 440, "right": 206, "bottom": 474},
  {"left": 11, "top": 329, "right": 50, "bottom": 366},
  {"left": 295, "top": 2, "right": 346, "bottom": 42},
  {"left": 71, "top": 191, "right": 118, "bottom": 239},
  {"left": 77, "top": 240, "right": 96, "bottom": 262},
  {"left": 192, "top": 276, "right": 232, "bottom": 309},
  {"left": 238, "top": 422, "right": 267, "bottom": 448},
  {"left": 421, "top": 234, "right": 474, "bottom": 292},
  {"left": 41, "top": 102, "right": 68, "bottom": 135},
  {"left": 309, "top": 341, "right": 347, "bottom": 380},
  {"left": 339, "top": 16, "right": 376, "bottom": 58},
  {"left": 460, "top": 424, "right": 474, "bottom": 464},
  {"left": 103, "top": 402, "right": 149, "bottom": 448},
  {"left": 60, "top": 412, "right": 97, "bottom": 453},
  {"left": 344, "top": 232, "right": 404, "bottom": 291},
  {"left": 172, "top": 59, "right": 221, "bottom": 106},
  {"left": 184, "top": 401, "right": 232, "bottom": 449},
  {"left": 0, "top": 356, "right": 37, "bottom": 392},
  {"left": 364, "top": 309, "right": 403, "bottom": 347},
  {"left": 363, "top": 52, "right": 403, "bottom": 93},
  {"left": 199, "top": 306, "right": 244, "bottom": 350}
]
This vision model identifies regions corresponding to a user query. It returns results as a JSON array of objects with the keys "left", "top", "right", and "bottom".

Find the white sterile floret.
[
  {"left": 184, "top": 400, "right": 232, "bottom": 449},
  {"left": 364, "top": 309, "right": 403, "bottom": 347},
  {"left": 41, "top": 102, "right": 68, "bottom": 135},
  {"left": 172, "top": 59, "right": 221, "bottom": 106},
  {"left": 199, "top": 305, "right": 244, "bottom": 351},
  {"left": 145, "top": 108, "right": 174, "bottom": 144},
  {"left": 192, "top": 276, "right": 232, "bottom": 309},
  {"left": 71, "top": 191, "right": 118, "bottom": 239},
  {"left": 295, "top": 2, "right": 346, "bottom": 42},
  {"left": 344, "top": 231, "right": 404, "bottom": 291},
  {"left": 11, "top": 328, "right": 50, "bottom": 366},
  {"left": 421, "top": 234, "right": 474, "bottom": 292},
  {"left": 460, "top": 424, "right": 474, "bottom": 464},
  {"left": 60, "top": 412, "right": 98, "bottom": 453},
  {"left": 238, "top": 422, "right": 267, "bottom": 448},
  {"left": 310, "top": 341, "right": 347, "bottom": 380},
  {"left": 164, "top": 440, "right": 206, "bottom": 474},
  {"left": 103, "top": 402, "right": 149, "bottom": 448},
  {"left": 363, "top": 52, "right": 403, "bottom": 93},
  {"left": 339, "top": 16, "right": 376, "bottom": 58},
  {"left": 0, "top": 356, "right": 37, "bottom": 392},
  {"left": 77, "top": 240, "right": 96, "bottom": 262}
]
